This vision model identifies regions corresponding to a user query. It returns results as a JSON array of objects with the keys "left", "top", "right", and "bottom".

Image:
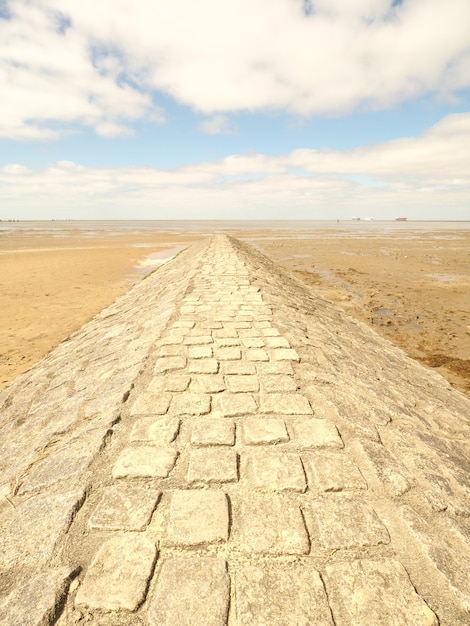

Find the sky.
[{"left": 1, "top": 0, "right": 470, "bottom": 221}]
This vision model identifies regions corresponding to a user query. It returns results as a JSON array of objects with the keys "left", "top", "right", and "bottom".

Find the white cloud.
[
  {"left": 1, "top": 113, "right": 469, "bottom": 219},
  {"left": 1, "top": 0, "right": 470, "bottom": 138},
  {"left": 199, "top": 115, "right": 235, "bottom": 135}
]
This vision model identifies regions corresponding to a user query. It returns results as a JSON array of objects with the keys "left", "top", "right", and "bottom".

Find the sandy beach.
[{"left": 1, "top": 221, "right": 469, "bottom": 396}]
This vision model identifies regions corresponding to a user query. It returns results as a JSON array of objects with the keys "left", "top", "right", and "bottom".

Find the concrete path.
[{"left": 0, "top": 235, "right": 469, "bottom": 625}]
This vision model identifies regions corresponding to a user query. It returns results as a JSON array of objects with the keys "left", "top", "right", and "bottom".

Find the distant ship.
[
  {"left": 395, "top": 217, "right": 408, "bottom": 221},
  {"left": 351, "top": 217, "right": 361, "bottom": 221}
]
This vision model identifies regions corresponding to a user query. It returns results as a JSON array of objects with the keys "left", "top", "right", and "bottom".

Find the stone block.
[
  {"left": 250, "top": 451, "right": 306, "bottom": 492},
  {"left": 235, "top": 564, "right": 333, "bottom": 626},
  {"left": 291, "top": 418, "right": 343, "bottom": 448},
  {"left": 265, "top": 336, "right": 291, "bottom": 348},
  {"left": 187, "top": 448, "right": 238, "bottom": 485},
  {"left": 221, "top": 361, "right": 256, "bottom": 375},
  {"left": 191, "top": 419, "right": 235, "bottom": 446},
  {"left": 219, "top": 393, "right": 257, "bottom": 416},
  {"left": 243, "top": 417, "right": 289, "bottom": 445},
  {"left": 112, "top": 446, "right": 178, "bottom": 479},
  {"left": 234, "top": 495, "right": 309, "bottom": 555},
  {"left": 324, "top": 559, "right": 438, "bottom": 625},
  {"left": 184, "top": 335, "right": 213, "bottom": 345},
  {"left": 170, "top": 392, "right": 211, "bottom": 415},
  {"left": 271, "top": 348, "right": 300, "bottom": 361},
  {"left": 302, "top": 452, "right": 367, "bottom": 492},
  {"left": 241, "top": 337, "right": 266, "bottom": 348},
  {"left": 188, "top": 345, "right": 213, "bottom": 359},
  {"left": 75, "top": 536, "right": 157, "bottom": 611},
  {"left": 190, "top": 374, "right": 225, "bottom": 393},
  {"left": 154, "top": 356, "right": 187, "bottom": 373},
  {"left": 214, "top": 346, "right": 242, "bottom": 360},
  {"left": 246, "top": 348, "right": 269, "bottom": 361},
  {"left": 148, "top": 374, "right": 191, "bottom": 392},
  {"left": 130, "top": 416, "right": 180, "bottom": 444},
  {"left": 0, "top": 566, "right": 79, "bottom": 626},
  {"left": 257, "top": 362, "right": 294, "bottom": 375},
  {"left": 129, "top": 392, "right": 171, "bottom": 416},
  {"left": 304, "top": 499, "right": 390, "bottom": 549},
  {"left": 88, "top": 486, "right": 160, "bottom": 530},
  {"left": 260, "top": 393, "right": 312, "bottom": 415},
  {"left": 0, "top": 491, "right": 85, "bottom": 567},
  {"left": 148, "top": 557, "right": 229, "bottom": 626},
  {"left": 165, "top": 490, "right": 229, "bottom": 546},
  {"left": 225, "top": 375, "right": 260, "bottom": 393},
  {"left": 360, "top": 440, "right": 414, "bottom": 496},
  {"left": 188, "top": 359, "right": 219, "bottom": 374},
  {"left": 260, "top": 374, "right": 298, "bottom": 393}
]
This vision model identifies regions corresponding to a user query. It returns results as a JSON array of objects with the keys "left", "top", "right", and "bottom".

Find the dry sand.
[{"left": 1, "top": 223, "right": 469, "bottom": 396}]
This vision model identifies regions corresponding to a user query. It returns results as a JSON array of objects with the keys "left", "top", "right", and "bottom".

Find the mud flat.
[{"left": 1, "top": 221, "right": 469, "bottom": 396}]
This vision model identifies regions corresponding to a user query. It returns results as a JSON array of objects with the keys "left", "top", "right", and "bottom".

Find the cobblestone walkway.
[{"left": 1, "top": 235, "right": 469, "bottom": 625}]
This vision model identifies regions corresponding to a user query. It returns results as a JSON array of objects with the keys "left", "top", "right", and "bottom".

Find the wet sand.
[{"left": 1, "top": 223, "right": 469, "bottom": 396}]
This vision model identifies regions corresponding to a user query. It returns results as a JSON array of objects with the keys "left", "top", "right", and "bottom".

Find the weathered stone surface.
[
  {"left": 190, "top": 374, "right": 225, "bottom": 393},
  {"left": 129, "top": 392, "right": 171, "bottom": 415},
  {"left": 165, "top": 490, "right": 229, "bottom": 546},
  {"left": 260, "top": 393, "right": 312, "bottom": 415},
  {"left": 291, "top": 418, "right": 343, "bottom": 448},
  {"left": 271, "top": 348, "right": 300, "bottom": 361},
  {"left": 148, "top": 373, "right": 191, "bottom": 392},
  {"left": 245, "top": 348, "right": 269, "bottom": 361},
  {"left": 225, "top": 374, "right": 259, "bottom": 392},
  {"left": 191, "top": 418, "right": 235, "bottom": 446},
  {"left": 214, "top": 346, "right": 241, "bottom": 360},
  {"left": 304, "top": 499, "right": 390, "bottom": 549},
  {"left": 250, "top": 451, "right": 306, "bottom": 492},
  {"left": 235, "top": 564, "right": 334, "bottom": 625},
  {"left": 154, "top": 356, "right": 187, "bottom": 373},
  {"left": 130, "top": 416, "right": 180, "bottom": 444},
  {"left": 148, "top": 557, "right": 229, "bottom": 626},
  {"left": 0, "top": 491, "right": 85, "bottom": 567},
  {"left": 187, "top": 448, "right": 238, "bottom": 484},
  {"left": 88, "top": 486, "right": 160, "bottom": 530},
  {"left": 75, "top": 536, "right": 157, "bottom": 611},
  {"left": 243, "top": 417, "right": 289, "bottom": 445},
  {"left": 324, "top": 559, "right": 438, "bottom": 625},
  {"left": 188, "top": 345, "right": 213, "bottom": 359},
  {"left": 302, "top": 452, "right": 367, "bottom": 492},
  {"left": 260, "top": 374, "right": 298, "bottom": 393},
  {"left": 360, "top": 439, "right": 414, "bottom": 496},
  {"left": 0, "top": 566, "right": 78, "bottom": 626},
  {"left": 234, "top": 495, "right": 310, "bottom": 554},
  {"left": 112, "top": 446, "right": 178, "bottom": 479},
  {"left": 170, "top": 392, "right": 211, "bottom": 415},
  {"left": 219, "top": 392, "right": 257, "bottom": 416},
  {"left": 188, "top": 358, "right": 219, "bottom": 374},
  {"left": 220, "top": 360, "right": 256, "bottom": 375}
]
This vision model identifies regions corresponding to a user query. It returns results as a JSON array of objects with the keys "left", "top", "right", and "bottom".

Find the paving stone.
[
  {"left": 304, "top": 499, "right": 390, "bottom": 549},
  {"left": 271, "top": 348, "right": 300, "bottom": 361},
  {"left": 243, "top": 417, "right": 289, "bottom": 445},
  {"left": 246, "top": 348, "right": 270, "bottom": 361},
  {"left": 190, "top": 374, "right": 226, "bottom": 393},
  {"left": 88, "top": 486, "right": 160, "bottom": 530},
  {"left": 191, "top": 419, "right": 235, "bottom": 446},
  {"left": 219, "top": 392, "right": 257, "bottom": 416},
  {"left": 250, "top": 451, "right": 306, "bottom": 492},
  {"left": 113, "top": 446, "right": 178, "bottom": 479},
  {"left": 0, "top": 566, "right": 79, "bottom": 626},
  {"left": 187, "top": 448, "right": 238, "bottom": 485},
  {"left": 0, "top": 491, "right": 85, "bottom": 567},
  {"left": 157, "top": 343, "right": 187, "bottom": 356},
  {"left": 154, "top": 356, "right": 187, "bottom": 373},
  {"left": 260, "top": 393, "right": 312, "bottom": 415},
  {"left": 241, "top": 337, "right": 266, "bottom": 348},
  {"left": 148, "top": 557, "right": 229, "bottom": 626},
  {"left": 214, "top": 328, "right": 238, "bottom": 338},
  {"left": 130, "top": 416, "right": 180, "bottom": 443},
  {"left": 170, "top": 392, "right": 211, "bottom": 415},
  {"left": 360, "top": 439, "right": 414, "bottom": 496},
  {"left": 225, "top": 374, "right": 259, "bottom": 392},
  {"left": 184, "top": 335, "right": 213, "bottom": 345},
  {"left": 291, "top": 418, "right": 343, "bottom": 448},
  {"left": 234, "top": 495, "right": 309, "bottom": 555},
  {"left": 235, "top": 564, "right": 333, "bottom": 626},
  {"left": 148, "top": 374, "right": 191, "bottom": 392},
  {"left": 324, "top": 559, "right": 438, "bottom": 625},
  {"left": 75, "top": 535, "right": 157, "bottom": 611},
  {"left": 172, "top": 320, "right": 196, "bottom": 329},
  {"left": 214, "top": 336, "right": 241, "bottom": 347},
  {"left": 188, "top": 358, "right": 219, "bottom": 374},
  {"left": 17, "top": 434, "right": 104, "bottom": 495},
  {"left": 261, "top": 327, "right": 281, "bottom": 336},
  {"left": 260, "top": 374, "right": 298, "bottom": 393},
  {"left": 159, "top": 334, "right": 186, "bottom": 346},
  {"left": 188, "top": 345, "right": 213, "bottom": 359},
  {"left": 129, "top": 392, "right": 171, "bottom": 415},
  {"left": 165, "top": 490, "right": 229, "bottom": 546},
  {"left": 302, "top": 452, "right": 367, "bottom": 491},
  {"left": 265, "top": 336, "right": 291, "bottom": 348},
  {"left": 221, "top": 361, "right": 256, "bottom": 375},
  {"left": 256, "top": 361, "right": 294, "bottom": 375},
  {"left": 214, "top": 346, "right": 242, "bottom": 360}
]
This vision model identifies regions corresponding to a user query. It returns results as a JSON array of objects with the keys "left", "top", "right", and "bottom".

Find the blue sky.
[{"left": 1, "top": 0, "right": 470, "bottom": 220}]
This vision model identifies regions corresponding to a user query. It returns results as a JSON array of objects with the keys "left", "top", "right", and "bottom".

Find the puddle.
[{"left": 136, "top": 246, "right": 187, "bottom": 274}]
